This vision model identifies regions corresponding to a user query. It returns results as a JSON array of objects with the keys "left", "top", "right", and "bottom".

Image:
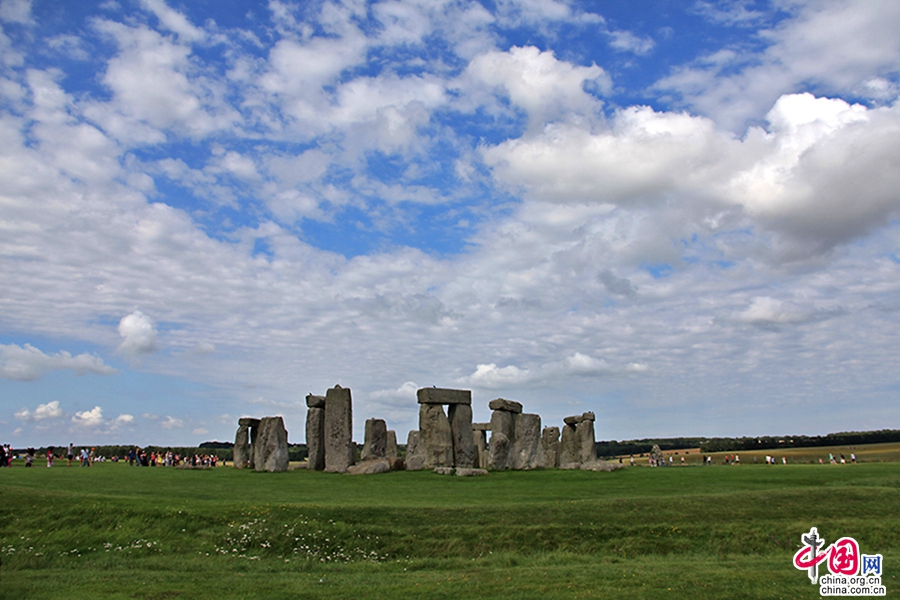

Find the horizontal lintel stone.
[
  {"left": 417, "top": 387, "right": 472, "bottom": 405},
  {"left": 488, "top": 398, "right": 522, "bottom": 413}
]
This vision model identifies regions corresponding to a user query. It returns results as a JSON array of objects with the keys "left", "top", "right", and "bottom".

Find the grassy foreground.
[{"left": 1, "top": 461, "right": 898, "bottom": 599}]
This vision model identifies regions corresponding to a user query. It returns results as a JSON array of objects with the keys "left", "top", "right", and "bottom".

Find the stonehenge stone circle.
[
  {"left": 472, "top": 423, "right": 490, "bottom": 469},
  {"left": 324, "top": 385, "right": 354, "bottom": 473},
  {"left": 253, "top": 416, "right": 289, "bottom": 472},
  {"left": 347, "top": 457, "right": 392, "bottom": 475}
]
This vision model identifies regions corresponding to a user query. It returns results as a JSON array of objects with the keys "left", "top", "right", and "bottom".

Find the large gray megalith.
[
  {"left": 418, "top": 403, "right": 454, "bottom": 469},
  {"left": 253, "top": 416, "right": 289, "bottom": 472},
  {"left": 448, "top": 403, "right": 476, "bottom": 468},
  {"left": 512, "top": 413, "right": 541, "bottom": 470},
  {"left": 324, "top": 385, "right": 354, "bottom": 473},
  {"left": 305, "top": 395, "right": 326, "bottom": 471},
  {"left": 233, "top": 417, "right": 260, "bottom": 469},
  {"left": 538, "top": 426, "right": 561, "bottom": 469},
  {"left": 361, "top": 418, "right": 388, "bottom": 461},
  {"left": 405, "top": 430, "right": 425, "bottom": 471}
]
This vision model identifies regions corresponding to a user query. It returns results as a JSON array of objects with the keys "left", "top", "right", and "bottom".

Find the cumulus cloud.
[
  {"left": 117, "top": 311, "right": 160, "bottom": 356},
  {"left": 72, "top": 406, "right": 105, "bottom": 427},
  {"left": 0, "top": 344, "right": 116, "bottom": 381},
  {"left": 14, "top": 400, "right": 64, "bottom": 421}
]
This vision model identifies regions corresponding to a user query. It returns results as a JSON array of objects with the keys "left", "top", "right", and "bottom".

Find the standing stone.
[
  {"left": 361, "top": 418, "right": 387, "bottom": 461},
  {"left": 324, "top": 385, "right": 354, "bottom": 473},
  {"left": 538, "top": 426, "right": 561, "bottom": 469},
  {"left": 473, "top": 429, "right": 488, "bottom": 469},
  {"left": 306, "top": 407, "right": 326, "bottom": 471},
  {"left": 419, "top": 403, "right": 454, "bottom": 468},
  {"left": 233, "top": 425, "right": 251, "bottom": 469},
  {"left": 577, "top": 417, "right": 596, "bottom": 464},
  {"left": 490, "top": 410, "right": 516, "bottom": 445},
  {"left": 253, "top": 416, "right": 289, "bottom": 472},
  {"left": 512, "top": 413, "right": 541, "bottom": 470},
  {"left": 405, "top": 430, "right": 424, "bottom": 471},
  {"left": 385, "top": 430, "right": 398, "bottom": 459},
  {"left": 559, "top": 422, "right": 580, "bottom": 465},
  {"left": 489, "top": 432, "right": 511, "bottom": 470},
  {"left": 448, "top": 403, "right": 476, "bottom": 468}
]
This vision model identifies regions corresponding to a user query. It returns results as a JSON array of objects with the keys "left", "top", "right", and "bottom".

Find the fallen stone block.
[
  {"left": 455, "top": 468, "right": 489, "bottom": 477},
  {"left": 433, "top": 467, "right": 455, "bottom": 475},
  {"left": 346, "top": 458, "right": 392, "bottom": 475}
]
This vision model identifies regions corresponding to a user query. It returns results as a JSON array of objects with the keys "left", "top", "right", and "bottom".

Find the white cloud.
[
  {"left": 463, "top": 46, "right": 609, "bottom": 128},
  {"left": 656, "top": 0, "right": 900, "bottom": 130},
  {"left": 117, "top": 311, "right": 160, "bottom": 356},
  {"left": 72, "top": 406, "right": 105, "bottom": 427},
  {"left": 115, "top": 413, "right": 135, "bottom": 424},
  {"left": 0, "top": 0, "right": 33, "bottom": 25},
  {"left": 0, "top": 344, "right": 116, "bottom": 381},
  {"left": 161, "top": 415, "right": 184, "bottom": 429},
  {"left": 138, "top": 0, "right": 205, "bottom": 43},
  {"left": 14, "top": 400, "right": 64, "bottom": 421},
  {"left": 192, "top": 427, "right": 209, "bottom": 435}
]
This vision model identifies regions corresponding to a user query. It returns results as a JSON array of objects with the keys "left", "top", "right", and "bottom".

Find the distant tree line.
[{"left": 595, "top": 429, "right": 900, "bottom": 458}]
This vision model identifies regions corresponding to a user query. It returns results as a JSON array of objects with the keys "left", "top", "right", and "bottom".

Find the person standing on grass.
[
  {"left": 26, "top": 448, "right": 35, "bottom": 467},
  {"left": 67, "top": 443, "right": 74, "bottom": 466},
  {"left": 46, "top": 447, "right": 54, "bottom": 467},
  {"left": 80, "top": 447, "right": 90, "bottom": 466},
  {"left": 851, "top": 453, "right": 857, "bottom": 463}
]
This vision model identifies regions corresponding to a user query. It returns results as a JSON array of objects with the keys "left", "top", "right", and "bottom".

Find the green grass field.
[{"left": 1, "top": 458, "right": 898, "bottom": 599}]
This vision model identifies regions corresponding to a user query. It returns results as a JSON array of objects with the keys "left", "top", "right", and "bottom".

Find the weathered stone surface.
[
  {"left": 455, "top": 468, "right": 489, "bottom": 477},
  {"left": 385, "top": 430, "right": 398, "bottom": 459},
  {"left": 580, "top": 411, "right": 595, "bottom": 422},
  {"left": 563, "top": 415, "right": 580, "bottom": 426},
  {"left": 389, "top": 457, "right": 405, "bottom": 471},
  {"left": 433, "top": 467, "right": 455, "bottom": 475},
  {"left": 488, "top": 398, "right": 522, "bottom": 413},
  {"left": 306, "top": 407, "right": 326, "bottom": 471},
  {"left": 324, "top": 385, "right": 354, "bottom": 473},
  {"left": 419, "top": 403, "right": 454, "bottom": 468},
  {"left": 233, "top": 425, "right": 251, "bottom": 469},
  {"left": 416, "top": 387, "right": 472, "bottom": 405},
  {"left": 306, "top": 394, "right": 325, "bottom": 409},
  {"left": 448, "top": 403, "right": 476, "bottom": 468},
  {"left": 238, "top": 417, "right": 261, "bottom": 427},
  {"left": 538, "top": 426, "right": 560, "bottom": 469},
  {"left": 346, "top": 458, "right": 392, "bottom": 475},
  {"left": 253, "top": 416, "right": 289, "bottom": 472},
  {"left": 559, "top": 423, "right": 580, "bottom": 465},
  {"left": 490, "top": 409, "right": 515, "bottom": 444},
  {"left": 559, "top": 461, "right": 582, "bottom": 470},
  {"left": 473, "top": 429, "right": 488, "bottom": 469},
  {"left": 512, "top": 413, "right": 541, "bottom": 470},
  {"left": 361, "top": 418, "right": 387, "bottom": 461},
  {"left": 405, "top": 430, "right": 424, "bottom": 471},
  {"left": 489, "top": 431, "right": 511, "bottom": 470},
  {"left": 577, "top": 418, "right": 596, "bottom": 463},
  {"left": 472, "top": 422, "right": 492, "bottom": 431}
]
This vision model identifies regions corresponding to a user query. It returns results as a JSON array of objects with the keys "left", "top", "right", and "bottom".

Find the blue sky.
[{"left": 2, "top": 0, "right": 900, "bottom": 447}]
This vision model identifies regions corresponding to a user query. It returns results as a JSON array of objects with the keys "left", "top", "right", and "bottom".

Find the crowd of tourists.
[{"left": 0, "top": 443, "right": 222, "bottom": 468}]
